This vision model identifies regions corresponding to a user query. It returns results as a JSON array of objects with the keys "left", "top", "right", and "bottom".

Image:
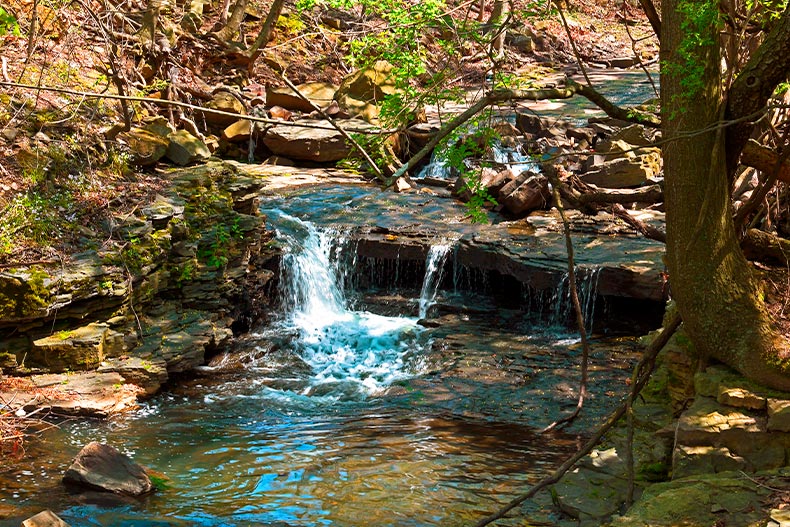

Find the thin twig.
[{"left": 541, "top": 169, "right": 590, "bottom": 433}]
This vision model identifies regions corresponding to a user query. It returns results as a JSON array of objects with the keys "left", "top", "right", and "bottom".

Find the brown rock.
[
  {"left": 393, "top": 176, "right": 411, "bottom": 193},
  {"left": 579, "top": 152, "right": 661, "bottom": 189},
  {"left": 222, "top": 120, "right": 252, "bottom": 142},
  {"left": 117, "top": 128, "right": 169, "bottom": 167},
  {"left": 499, "top": 172, "right": 551, "bottom": 217},
  {"left": 166, "top": 130, "right": 211, "bottom": 166},
  {"left": 265, "top": 82, "right": 337, "bottom": 112},
  {"left": 31, "top": 322, "right": 109, "bottom": 373},
  {"left": 22, "top": 510, "right": 71, "bottom": 527},
  {"left": 268, "top": 105, "right": 293, "bottom": 121},
  {"left": 717, "top": 386, "right": 766, "bottom": 410},
  {"left": 334, "top": 61, "right": 399, "bottom": 124},
  {"left": 767, "top": 398, "right": 790, "bottom": 432},
  {"left": 204, "top": 92, "right": 245, "bottom": 127},
  {"left": 262, "top": 119, "right": 376, "bottom": 162},
  {"left": 63, "top": 442, "right": 154, "bottom": 496}
]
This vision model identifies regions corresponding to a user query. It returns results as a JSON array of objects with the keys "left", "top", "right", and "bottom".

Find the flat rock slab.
[
  {"left": 228, "top": 161, "right": 367, "bottom": 192},
  {"left": 612, "top": 470, "right": 782, "bottom": 527},
  {"left": 0, "top": 371, "right": 142, "bottom": 418},
  {"left": 21, "top": 510, "right": 71, "bottom": 527}
]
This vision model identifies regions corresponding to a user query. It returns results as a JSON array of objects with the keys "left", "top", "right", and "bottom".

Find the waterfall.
[
  {"left": 548, "top": 267, "right": 602, "bottom": 331},
  {"left": 418, "top": 244, "right": 452, "bottom": 319},
  {"left": 268, "top": 210, "right": 425, "bottom": 398}
]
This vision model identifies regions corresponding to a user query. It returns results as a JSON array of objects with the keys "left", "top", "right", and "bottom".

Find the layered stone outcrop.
[{"left": 0, "top": 160, "right": 278, "bottom": 416}]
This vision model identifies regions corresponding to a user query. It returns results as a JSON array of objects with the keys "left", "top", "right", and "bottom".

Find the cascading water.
[
  {"left": 418, "top": 244, "right": 452, "bottom": 319},
  {"left": 270, "top": 210, "right": 426, "bottom": 399},
  {"left": 548, "top": 267, "right": 602, "bottom": 331}
]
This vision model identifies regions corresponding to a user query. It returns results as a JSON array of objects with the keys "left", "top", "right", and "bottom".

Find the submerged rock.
[{"left": 63, "top": 442, "right": 153, "bottom": 496}]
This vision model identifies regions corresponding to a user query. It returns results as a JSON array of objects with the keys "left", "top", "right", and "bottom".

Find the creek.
[
  {"left": 0, "top": 184, "right": 655, "bottom": 526},
  {"left": 0, "top": 72, "right": 661, "bottom": 526}
]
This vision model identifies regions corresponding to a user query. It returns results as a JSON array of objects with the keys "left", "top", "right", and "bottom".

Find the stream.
[
  {"left": 0, "top": 72, "right": 660, "bottom": 526},
  {"left": 0, "top": 185, "right": 649, "bottom": 526}
]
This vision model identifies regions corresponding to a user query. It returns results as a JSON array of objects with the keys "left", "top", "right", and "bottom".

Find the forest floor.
[{"left": 0, "top": 0, "right": 657, "bottom": 266}]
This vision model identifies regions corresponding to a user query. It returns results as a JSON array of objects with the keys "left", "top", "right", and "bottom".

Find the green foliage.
[
  {"left": 664, "top": 0, "right": 721, "bottom": 109},
  {"left": 0, "top": 190, "right": 77, "bottom": 257},
  {"left": 774, "top": 81, "right": 790, "bottom": 97},
  {"left": 0, "top": 7, "right": 20, "bottom": 36},
  {"left": 439, "top": 120, "right": 500, "bottom": 223},
  {"left": 198, "top": 218, "right": 243, "bottom": 269},
  {"left": 517, "top": 0, "right": 555, "bottom": 19}
]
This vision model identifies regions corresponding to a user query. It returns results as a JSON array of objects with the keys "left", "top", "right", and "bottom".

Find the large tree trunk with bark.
[{"left": 661, "top": 0, "right": 790, "bottom": 390}]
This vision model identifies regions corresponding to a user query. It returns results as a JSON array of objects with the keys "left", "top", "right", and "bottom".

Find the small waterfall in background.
[
  {"left": 268, "top": 210, "right": 425, "bottom": 399},
  {"left": 418, "top": 244, "right": 453, "bottom": 319},
  {"left": 548, "top": 267, "right": 602, "bottom": 332},
  {"left": 415, "top": 139, "right": 538, "bottom": 181}
]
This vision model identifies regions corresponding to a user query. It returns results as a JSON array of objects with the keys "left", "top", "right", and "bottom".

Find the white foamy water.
[
  {"left": 270, "top": 210, "right": 426, "bottom": 397},
  {"left": 418, "top": 244, "right": 452, "bottom": 319}
]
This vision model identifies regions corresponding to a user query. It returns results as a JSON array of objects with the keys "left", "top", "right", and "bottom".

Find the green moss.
[{"left": 0, "top": 267, "right": 51, "bottom": 319}]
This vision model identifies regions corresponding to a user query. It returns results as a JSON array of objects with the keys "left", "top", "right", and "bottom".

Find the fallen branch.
[
  {"left": 472, "top": 313, "right": 682, "bottom": 527},
  {"left": 742, "top": 228, "right": 790, "bottom": 266},
  {"left": 611, "top": 204, "right": 667, "bottom": 243},
  {"left": 566, "top": 78, "right": 661, "bottom": 128},
  {"left": 576, "top": 184, "right": 663, "bottom": 206}
]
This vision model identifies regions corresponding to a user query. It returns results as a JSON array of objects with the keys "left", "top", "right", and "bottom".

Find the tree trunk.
[
  {"left": 244, "top": 0, "right": 286, "bottom": 59},
  {"left": 212, "top": 0, "right": 249, "bottom": 43},
  {"left": 661, "top": 0, "right": 790, "bottom": 390}
]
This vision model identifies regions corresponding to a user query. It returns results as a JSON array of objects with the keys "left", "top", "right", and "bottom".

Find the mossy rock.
[
  {"left": 0, "top": 268, "right": 51, "bottom": 320},
  {"left": 611, "top": 472, "right": 771, "bottom": 527}
]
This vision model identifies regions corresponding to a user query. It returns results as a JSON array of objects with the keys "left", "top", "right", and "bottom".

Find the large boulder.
[
  {"left": 262, "top": 119, "right": 375, "bottom": 162},
  {"left": 63, "top": 442, "right": 154, "bottom": 496},
  {"left": 117, "top": 128, "right": 169, "bottom": 167},
  {"left": 166, "top": 130, "right": 211, "bottom": 166},
  {"left": 334, "top": 60, "right": 399, "bottom": 124},
  {"left": 31, "top": 322, "right": 109, "bottom": 372},
  {"left": 579, "top": 150, "right": 661, "bottom": 189},
  {"left": 265, "top": 81, "right": 337, "bottom": 112}
]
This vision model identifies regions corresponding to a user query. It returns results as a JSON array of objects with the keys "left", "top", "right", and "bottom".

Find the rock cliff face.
[{"left": 0, "top": 161, "right": 278, "bottom": 413}]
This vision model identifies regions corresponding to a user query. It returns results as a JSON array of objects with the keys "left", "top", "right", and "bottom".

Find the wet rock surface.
[{"left": 62, "top": 442, "right": 153, "bottom": 496}]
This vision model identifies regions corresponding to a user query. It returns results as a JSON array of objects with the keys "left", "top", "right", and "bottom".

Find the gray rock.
[
  {"left": 63, "top": 442, "right": 153, "bottom": 496},
  {"left": 672, "top": 445, "right": 749, "bottom": 479}
]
